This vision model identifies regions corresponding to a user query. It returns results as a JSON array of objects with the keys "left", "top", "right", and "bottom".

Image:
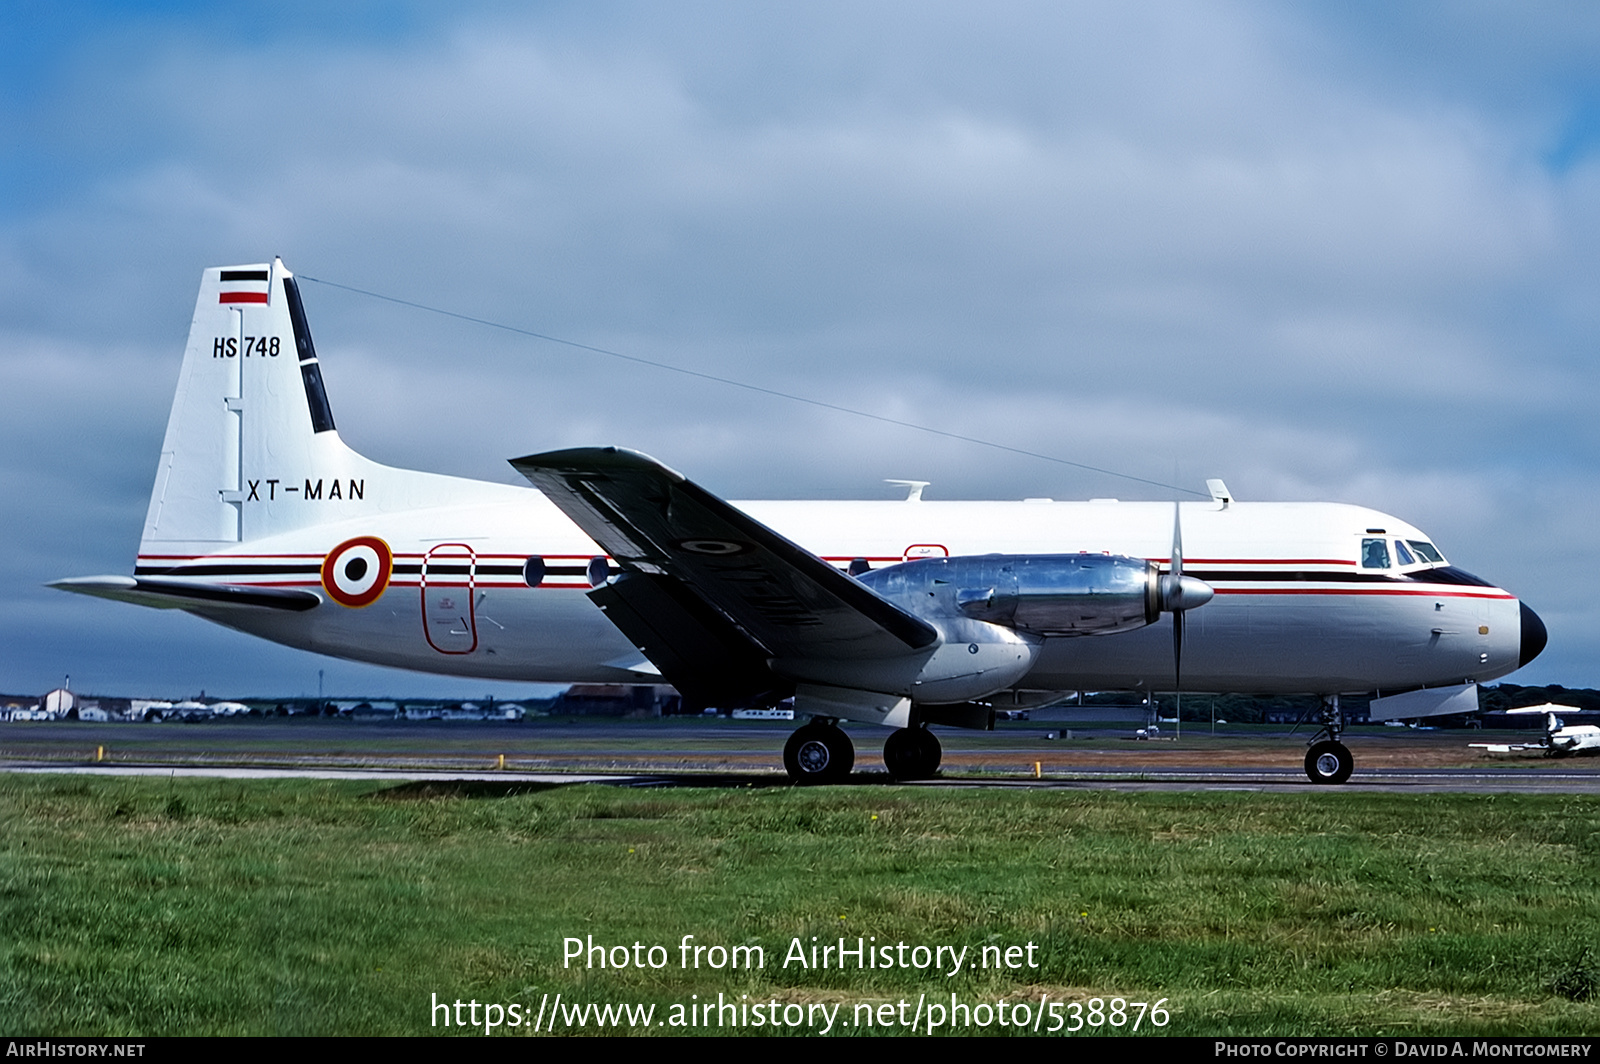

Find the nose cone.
[{"left": 1519, "top": 602, "right": 1548, "bottom": 668}]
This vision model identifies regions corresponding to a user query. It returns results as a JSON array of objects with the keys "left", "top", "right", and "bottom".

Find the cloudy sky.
[{"left": 3, "top": 1, "right": 1597, "bottom": 700}]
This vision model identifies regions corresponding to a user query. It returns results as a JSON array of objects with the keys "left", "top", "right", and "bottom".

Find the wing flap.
[{"left": 590, "top": 572, "right": 786, "bottom": 707}]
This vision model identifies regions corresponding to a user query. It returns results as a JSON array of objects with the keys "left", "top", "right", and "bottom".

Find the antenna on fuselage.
[{"left": 885, "top": 479, "right": 929, "bottom": 502}]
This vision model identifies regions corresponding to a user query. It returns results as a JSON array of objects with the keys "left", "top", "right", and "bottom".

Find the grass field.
[{"left": 2, "top": 772, "right": 1598, "bottom": 1036}]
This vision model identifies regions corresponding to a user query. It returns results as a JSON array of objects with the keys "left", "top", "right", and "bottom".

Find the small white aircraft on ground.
[
  {"left": 53, "top": 261, "right": 1549, "bottom": 784},
  {"left": 1471, "top": 705, "right": 1600, "bottom": 757}
]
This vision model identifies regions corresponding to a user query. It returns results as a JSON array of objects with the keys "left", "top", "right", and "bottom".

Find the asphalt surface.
[
  {"left": 3, "top": 717, "right": 1597, "bottom": 793},
  {"left": 4, "top": 762, "right": 1599, "bottom": 793}
]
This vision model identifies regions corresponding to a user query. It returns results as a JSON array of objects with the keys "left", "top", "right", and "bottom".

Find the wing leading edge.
[{"left": 510, "top": 447, "right": 939, "bottom": 706}]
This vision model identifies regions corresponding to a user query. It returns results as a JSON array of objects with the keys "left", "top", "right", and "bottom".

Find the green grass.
[{"left": 2, "top": 774, "right": 1598, "bottom": 1035}]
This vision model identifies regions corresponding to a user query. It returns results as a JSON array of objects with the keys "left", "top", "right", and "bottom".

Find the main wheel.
[
  {"left": 784, "top": 723, "right": 855, "bottom": 784},
  {"left": 1304, "top": 740, "right": 1354, "bottom": 785},
  {"left": 915, "top": 728, "right": 942, "bottom": 778},
  {"left": 883, "top": 727, "right": 943, "bottom": 780}
]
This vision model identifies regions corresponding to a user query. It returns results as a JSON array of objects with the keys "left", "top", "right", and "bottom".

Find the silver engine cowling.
[{"left": 858, "top": 554, "right": 1202, "bottom": 636}]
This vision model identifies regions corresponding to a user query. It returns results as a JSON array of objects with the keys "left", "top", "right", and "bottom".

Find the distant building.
[
  {"left": 549, "top": 685, "right": 674, "bottom": 718},
  {"left": 41, "top": 688, "right": 74, "bottom": 719},
  {"left": 399, "top": 700, "right": 527, "bottom": 721}
]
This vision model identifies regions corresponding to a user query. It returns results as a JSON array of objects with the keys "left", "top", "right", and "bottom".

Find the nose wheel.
[
  {"left": 1304, "top": 740, "right": 1353, "bottom": 785},
  {"left": 1303, "top": 694, "right": 1355, "bottom": 784},
  {"left": 883, "top": 726, "right": 942, "bottom": 780},
  {"left": 783, "top": 721, "right": 855, "bottom": 784}
]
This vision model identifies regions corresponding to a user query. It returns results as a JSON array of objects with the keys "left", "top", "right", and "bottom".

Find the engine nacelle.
[
  {"left": 774, "top": 553, "right": 1210, "bottom": 708},
  {"left": 858, "top": 554, "right": 1162, "bottom": 636}
]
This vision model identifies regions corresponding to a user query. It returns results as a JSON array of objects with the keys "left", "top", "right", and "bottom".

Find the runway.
[
  {"left": 0, "top": 762, "right": 649, "bottom": 785},
  {"left": 3, "top": 717, "right": 1597, "bottom": 793},
  {"left": 5, "top": 762, "right": 1600, "bottom": 793}
]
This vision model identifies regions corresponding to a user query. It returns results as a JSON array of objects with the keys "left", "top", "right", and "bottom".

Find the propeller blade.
[
  {"left": 1173, "top": 606, "right": 1184, "bottom": 690},
  {"left": 1172, "top": 501, "right": 1184, "bottom": 732},
  {"left": 1170, "top": 501, "right": 1183, "bottom": 581},
  {"left": 1172, "top": 502, "right": 1183, "bottom": 691},
  {"left": 1159, "top": 502, "right": 1213, "bottom": 612}
]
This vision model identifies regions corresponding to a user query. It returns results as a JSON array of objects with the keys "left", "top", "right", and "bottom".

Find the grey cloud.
[{"left": 2, "top": 1, "right": 1595, "bottom": 692}]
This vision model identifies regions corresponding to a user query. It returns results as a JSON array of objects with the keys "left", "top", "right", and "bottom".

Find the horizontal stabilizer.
[{"left": 50, "top": 576, "right": 321, "bottom": 612}]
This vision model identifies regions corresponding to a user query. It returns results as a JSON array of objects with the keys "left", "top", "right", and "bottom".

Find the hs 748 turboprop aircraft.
[{"left": 54, "top": 261, "right": 1549, "bottom": 784}]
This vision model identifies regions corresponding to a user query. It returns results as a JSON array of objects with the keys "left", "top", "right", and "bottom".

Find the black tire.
[
  {"left": 883, "top": 727, "right": 942, "bottom": 780},
  {"left": 1304, "top": 740, "right": 1353, "bottom": 785},
  {"left": 784, "top": 723, "right": 854, "bottom": 784},
  {"left": 883, "top": 728, "right": 919, "bottom": 780},
  {"left": 915, "top": 728, "right": 942, "bottom": 777}
]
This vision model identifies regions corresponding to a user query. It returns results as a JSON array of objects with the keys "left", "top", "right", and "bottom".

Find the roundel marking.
[
  {"left": 675, "top": 538, "right": 751, "bottom": 556},
  {"left": 322, "top": 536, "right": 393, "bottom": 608}
]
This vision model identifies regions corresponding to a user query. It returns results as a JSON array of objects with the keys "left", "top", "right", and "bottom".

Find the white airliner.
[
  {"left": 53, "top": 260, "right": 1548, "bottom": 784},
  {"left": 1471, "top": 706, "right": 1600, "bottom": 757}
]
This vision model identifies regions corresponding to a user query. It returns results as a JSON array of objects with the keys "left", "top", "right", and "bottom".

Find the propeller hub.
[{"left": 1160, "top": 574, "right": 1214, "bottom": 613}]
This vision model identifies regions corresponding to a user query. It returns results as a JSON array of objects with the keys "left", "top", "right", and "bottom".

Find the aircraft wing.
[
  {"left": 510, "top": 448, "right": 939, "bottom": 681},
  {"left": 50, "top": 576, "right": 321, "bottom": 612}
]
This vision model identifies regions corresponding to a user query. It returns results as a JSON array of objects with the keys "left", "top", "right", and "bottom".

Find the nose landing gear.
[
  {"left": 1304, "top": 694, "right": 1354, "bottom": 784},
  {"left": 1305, "top": 739, "right": 1353, "bottom": 784}
]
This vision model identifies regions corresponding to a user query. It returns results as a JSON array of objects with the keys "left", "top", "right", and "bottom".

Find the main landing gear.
[
  {"left": 781, "top": 721, "right": 943, "bottom": 783},
  {"left": 1304, "top": 694, "right": 1354, "bottom": 785},
  {"left": 883, "top": 726, "right": 942, "bottom": 781},
  {"left": 783, "top": 720, "right": 854, "bottom": 784}
]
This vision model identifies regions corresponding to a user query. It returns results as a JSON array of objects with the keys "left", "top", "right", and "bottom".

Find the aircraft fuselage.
[{"left": 133, "top": 491, "right": 1531, "bottom": 697}]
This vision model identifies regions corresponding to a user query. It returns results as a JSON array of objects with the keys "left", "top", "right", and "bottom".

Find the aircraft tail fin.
[{"left": 138, "top": 259, "right": 508, "bottom": 556}]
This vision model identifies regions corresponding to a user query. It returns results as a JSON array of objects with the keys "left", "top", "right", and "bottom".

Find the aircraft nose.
[{"left": 1519, "top": 602, "right": 1548, "bottom": 668}]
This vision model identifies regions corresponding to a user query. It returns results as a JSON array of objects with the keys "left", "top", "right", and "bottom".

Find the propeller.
[{"left": 1159, "top": 502, "right": 1215, "bottom": 727}]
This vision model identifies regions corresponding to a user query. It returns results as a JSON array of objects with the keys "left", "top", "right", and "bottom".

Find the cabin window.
[
  {"left": 1393, "top": 540, "right": 1415, "bottom": 566},
  {"left": 1407, "top": 539, "right": 1444, "bottom": 563},
  {"left": 1360, "top": 538, "right": 1390, "bottom": 569}
]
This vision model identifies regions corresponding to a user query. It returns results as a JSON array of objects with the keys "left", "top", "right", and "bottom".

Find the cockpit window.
[
  {"left": 1407, "top": 539, "right": 1444, "bottom": 564},
  {"left": 1393, "top": 540, "right": 1415, "bottom": 566},
  {"left": 1361, "top": 538, "right": 1391, "bottom": 570}
]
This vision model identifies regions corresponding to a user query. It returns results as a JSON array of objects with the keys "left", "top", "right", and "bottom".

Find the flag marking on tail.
[{"left": 218, "top": 269, "right": 270, "bottom": 304}]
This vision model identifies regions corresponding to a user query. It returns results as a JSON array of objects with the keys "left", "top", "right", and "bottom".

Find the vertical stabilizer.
[{"left": 140, "top": 259, "right": 509, "bottom": 557}]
